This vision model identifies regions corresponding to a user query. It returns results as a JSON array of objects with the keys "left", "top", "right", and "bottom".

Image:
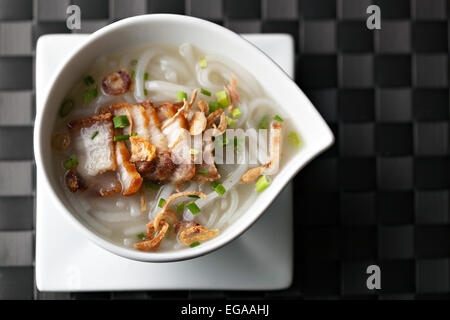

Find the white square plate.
[{"left": 36, "top": 34, "right": 295, "bottom": 291}]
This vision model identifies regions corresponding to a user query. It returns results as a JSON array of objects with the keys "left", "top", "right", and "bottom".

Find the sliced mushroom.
[
  {"left": 64, "top": 167, "right": 86, "bottom": 192},
  {"left": 102, "top": 69, "right": 132, "bottom": 96},
  {"left": 51, "top": 133, "right": 70, "bottom": 151}
]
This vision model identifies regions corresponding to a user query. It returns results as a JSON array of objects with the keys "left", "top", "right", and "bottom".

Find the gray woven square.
[
  {"left": 0, "top": 267, "right": 33, "bottom": 299},
  {"left": 111, "top": 0, "right": 147, "bottom": 20},
  {"left": 377, "top": 157, "right": 413, "bottom": 191},
  {"left": 0, "top": 91, "right": 33, "bottom": 126},
  {"left": 0, "top": 231, "right": 33, "bottom": 266},
  {"left": 0, "top": 22, "right": 33, "bottom": 56},
  {"left": 0, "top": 58, "right": 33, "bottom": 90},
  {"left": 0, "top": 197, "right": 33, "bottom": 231},
  {"left": 263, "top": 0, "right": 298, "bottom": 20},
  {"left": 377, "top": 21, "right": 411, "bottom": 53},
  {"left": 301, "top": 21, "right": 336, "bottom": 53},
  {"left": 414, "top": 54, "right": 448, "bottom": 88},
  {"left": 0, "top": 0, "right": 32, "bottom": 21},
  {"left": 338, "top": 0, "right": 372, "bottom": 20},
  {"left": 339, "top": 54, "right": 374, "bottom": 88},
  {"left": 0, "top": 161, "right": 33, "bottom": 196},
  {"left": 376, "top": 89, "right": 412, "bottom": 122},
  {"left": 36, "top": 0, "right": 70, "bottom": 21},
  {"left": 187, "top": 0, "right": 223, "bottom": 19},
  {"left": 413, "top": 0, "right": 447, "bottom": 20},
  {"left": 414, "top": 122, "right": 449, "bottom": 156}
]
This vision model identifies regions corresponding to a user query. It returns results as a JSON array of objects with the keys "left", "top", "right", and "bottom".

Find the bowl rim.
[{"left": 34, "top": 13, "right": 334, "bottom": 262}]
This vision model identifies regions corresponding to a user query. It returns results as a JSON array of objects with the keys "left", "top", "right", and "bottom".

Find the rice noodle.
[
  {"left": 134, "top": 48, "right": 163, "bottom": 101},
  {"left": 91, "top": 210, "right": 137, "bottom": 223},
  {"left": 215, "top": 189, "right": 239, "bottom": 229},
  {"left": 145, "top": 80, "right": 197, "bottom": 101},
  {"left": 179, "top": 43, "right": 196, "bottom": 71},
  {"left": 123, "top": 224, "right": 147, "bottom": 236},
  {"left": 158, "top": 56, "right": 191, "bottom": 84},
  {"left": 204, "top": 207, "right": 220, "bottom": 229},
  {"left": 148, "top": 184, "right": 175, "bottom": 220}
]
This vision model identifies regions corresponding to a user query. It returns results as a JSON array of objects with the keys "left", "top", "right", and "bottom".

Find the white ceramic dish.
[{"left": 34, "top": 14, "right": 334, "bottom": 263}]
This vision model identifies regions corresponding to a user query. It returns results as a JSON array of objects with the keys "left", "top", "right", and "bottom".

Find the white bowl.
[{"left": 34, "top": 14, "right": 334, "bottom": 262}]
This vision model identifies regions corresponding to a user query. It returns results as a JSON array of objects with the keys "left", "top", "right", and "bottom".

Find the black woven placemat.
[{"left": 0, "top": 0, "right": 449, "bottom": 300}]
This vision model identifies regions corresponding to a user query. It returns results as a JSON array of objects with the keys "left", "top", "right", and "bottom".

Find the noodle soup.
[{"left": 51, "top": 43, "right": 300, "bottom": 252}]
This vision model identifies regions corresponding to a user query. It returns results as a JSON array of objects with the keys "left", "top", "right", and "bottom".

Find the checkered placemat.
[{"left": 0, "top": 0, "right": 449, "bottom": 300}]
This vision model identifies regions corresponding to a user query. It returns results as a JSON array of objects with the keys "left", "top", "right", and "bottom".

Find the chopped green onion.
[
  {"left": 190, "top": 241, "right": 201, "bottom": 248},
  {"left": 176, "top": 202, "right": 185, "bottom": 214},
  {"left": 113, "top": 115, "right": 130, "bottom": 128},
  {"left": 131, "top": 132, "right": 138, "bottom": 136},
  {"left": 186, "top": 202, "right": 201, "bottom": 215},
  {"left": 137, "top": 233, "right": 146, "bottom": 240},
  {"left": 91, "top": 130, "right": 99, "bottom": 140},
  {"left": 113, "top": 134, "right": 130, "bottom": 142},
  {"left": 58, "top": 99, "right": 74, "bottom": 118},
  {"left": 83, "top": 87, "right": 98, "bottom": 104},
  {"left": 144, "top": 89, "right": 148, "bottom": 96},
  {"left": 211, "top": 181, "right": 226, "bottom": 196},
  {"left": 145, "top": 181, "right": 160, "bottom": 190},
  {"left": 188, "top": 195, "right": 200, "bottom": 199},
  {"left": 144, "top": 72, "right": 149, "bottom": 80},
  {"left": 200, "top": 57, "right": 208, "bottom": 69},
  {"left": 256, "top": 175, "right": 272, "bottom": 193},
  {"left": 83, "top": 75, "right": 95, "bottom": 86},
  {"left": 258, "top": 115, "right": 270, "bottom": 129},
  {"left": 198, "top": 170, "right": 209, "bottom": 174},
  {"left": 63, "top": 155, "right": 78, "bottom": 170},
  {"left": 200, "top": 88, "right": 211, "bottom": 96},
  {"left": 131, "top": 70, "right": 136, "bottom": 78},
  {"left": 216, "top": 90, "right": 229, "bottom": 108},
  {"left": 177, "top": 90, "right": 187, "bottom": 102},
  {"left": 190, "top": 148, "right": 199, "bottom": 155},
  {"left": 158, "top": 198, "right": 166, "bottom": 208},
  {"left": 226, "top": 116, "right": 236, "bottom": 127},
  {"left": 130, "top": 59, "right": 137, "bottom": 66},
  {"left": 208, "top": 101, "right": 220, "bottom": 113},
  {"left": 231, "top": 108, "right": 242, "bottom": 118},
  {"left": 274, "top": 115, "right": 284, "bottom": 122},
  {"left": 288, "top": 131, "right": 301, "bottom": 147}
]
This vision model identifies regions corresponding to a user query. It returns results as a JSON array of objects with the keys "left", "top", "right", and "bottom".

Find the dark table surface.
[{"left": 0, "top": 0, "right": 449, "bottom": 300}]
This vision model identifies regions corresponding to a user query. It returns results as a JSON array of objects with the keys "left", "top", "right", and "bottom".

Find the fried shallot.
[
  {"left": 175, "top": 221, "right": 219, "bottom": 246},
  {"left": 241, "top": 122, "right": 282, "bottom": 183},
  {"left": 135, "top": 219, "right": 169, "bottom": 252},
  {"left": 153, "top": 191, "right": 207, "bottom": 231}
]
